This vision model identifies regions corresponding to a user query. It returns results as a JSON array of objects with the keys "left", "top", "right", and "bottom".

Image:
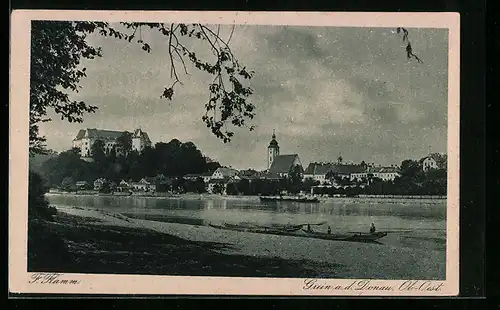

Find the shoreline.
[
  {"left": 30, "top": 205, "right": 446, "bottom": 279},
  {"left": 46, "top": 191, "right": 446, "bottom": 204}
]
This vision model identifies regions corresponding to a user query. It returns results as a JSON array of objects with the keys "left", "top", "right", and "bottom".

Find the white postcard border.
[{"left": 9, "top": 10, "right": 460, "bottom": 296}]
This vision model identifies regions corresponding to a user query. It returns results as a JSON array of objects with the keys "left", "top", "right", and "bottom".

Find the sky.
[{"left": 38, "top": 23, "right": 449, "bottom": 171}]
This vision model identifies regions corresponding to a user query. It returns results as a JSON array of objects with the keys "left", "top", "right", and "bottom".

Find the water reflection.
[{"left": 46, "top": 194, "right": 446, "bottom": 233}]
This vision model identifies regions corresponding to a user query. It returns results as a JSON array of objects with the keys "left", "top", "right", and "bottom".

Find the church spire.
[
  {"left": 268, "top": 129, "right": 280, "bottom": 170},
  {"left": 269, "top": 130, "right": 279, "bottom": 148}
]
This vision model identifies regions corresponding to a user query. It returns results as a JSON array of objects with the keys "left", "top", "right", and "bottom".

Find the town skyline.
[{"left": 38, "top": 24, "right": 449, "bottom": 171}]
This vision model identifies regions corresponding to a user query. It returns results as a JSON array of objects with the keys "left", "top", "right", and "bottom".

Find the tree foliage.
[
  {"left": 211, "top": 182, "right": 227, "bottom": 195},
  {"left": 39, "top": 139, "right": 220, "bottom": 188},
  {"left": 91, "top": 139, "right": 106, "bottom": 162},
  {"left": 28, "top": 171, "right": 57, "bottom": 221},
  {"left": 30, "top": 21, "right": 103, "bottom": 155},
  {"left": 286, "top": 164, "right": 304, "bottom": 194},
  {"left": 29, "top": 21, "right": 423, "bottom": 156},
  {"left": 29, "top": 21, "right": 256, "bottom": 155},
  {"left": 116, "top": 131, "right": 133, "bottom": 156}
]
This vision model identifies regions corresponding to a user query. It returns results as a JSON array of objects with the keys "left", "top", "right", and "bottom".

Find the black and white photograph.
[{"left": 10, "top": 11, "right": 460, "bottom": 296}]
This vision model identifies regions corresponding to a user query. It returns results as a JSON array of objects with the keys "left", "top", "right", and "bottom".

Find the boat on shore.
[
  {"left": 208, "top": 223, "right": 387, "bottom": 242},
  {"left": 226, "top": 221, "right": 327, "bottom": 231},
  {"left": 209, "top": 223, "right": 300, "bottom": 235},
  {"left": 259, "top": 196, "right": 320, "bottom": 203},
  {"left": 223, "top": 222, "right": 305, "bottom": 232},
  {"left": 301, "top": 229, "right": 388, "bottom": 242}
]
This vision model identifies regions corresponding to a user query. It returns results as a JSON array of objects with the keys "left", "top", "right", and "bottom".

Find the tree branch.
[
  {"left": 197, "top": 24, "right": 221, "bottom": 58},
  {"left": 397, "top": 27, "right": 423, "bottom": 64},
  {"left": 168, "top": 23, "right": 182, "bottom": 85},
  {"left": 170, "top": 31, "right": 190, "bottom": 75},
  {"left": 227, "top": 25, "right": 235, "bottom": 44}
]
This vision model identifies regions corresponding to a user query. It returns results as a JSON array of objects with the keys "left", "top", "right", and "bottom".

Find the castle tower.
[
  {"left": 268, "top": 129, "right": 280, "bottom": 170},
  {"left": 132, "top": 127, "right": 152, "bottom": 153}
]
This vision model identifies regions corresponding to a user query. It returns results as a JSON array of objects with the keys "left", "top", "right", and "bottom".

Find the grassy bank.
[
  {"left": 29, "top": 206, "right": 446, "bottom": 280},
  {"left": 28, "top": 212, "right": 338, "bottom": 278}
]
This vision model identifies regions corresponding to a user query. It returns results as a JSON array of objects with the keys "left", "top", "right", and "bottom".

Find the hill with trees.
[
  {"left": 38, "top": 139, "right": 221, "bottom": 189},
  {"left": 28, "top": 150, "right": 58, "bottom": 174}
]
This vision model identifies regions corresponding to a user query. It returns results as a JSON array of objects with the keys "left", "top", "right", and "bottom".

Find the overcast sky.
[{"left": 38, "top": 24, "right": 448, "bottom": 171}]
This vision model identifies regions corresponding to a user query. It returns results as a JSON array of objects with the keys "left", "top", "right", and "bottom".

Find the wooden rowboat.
[
  {"left": 208, "top": 223, "right": 388, "bottom": 242},
  {"left": 209, "top": 223, "right": 298, "bottom": 235},
  {"left": 301, "top": 229, "right": 388, "bottom": 241},
  {"left": 224, "top": 222, "right": 304, "bottom": 232}
]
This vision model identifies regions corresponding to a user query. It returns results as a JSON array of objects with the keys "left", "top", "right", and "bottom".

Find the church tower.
[{"left": 268, "top": 130, "right": 280, "bottom": 170}]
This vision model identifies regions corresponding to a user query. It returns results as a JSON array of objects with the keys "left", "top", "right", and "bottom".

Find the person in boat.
[
  {"left": 327, "top": 226, "right": 331, "bottom": 234},
  {"left": 306, "top": 224, "right": 312, "bottom": 232},
  {"left": 370, "top": 223, "right": 376, "bottom": 234}
]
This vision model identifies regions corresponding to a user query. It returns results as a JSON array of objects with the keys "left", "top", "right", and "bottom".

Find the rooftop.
[
  {"left": 328, "top": 164, "right": 367, "bottom": 174},
  {"left": 133, "top": 128, "right": 151, "bottom": 143},
  {"left": 213, "top": 167, "right": 239, "bottom": 177},
  {"left": 269, "top": 154, "right": 301, "bottom": 174},
  {"left": 304, "top": 162, "right": 336, "bottom": 175},
  {"left": 424, "top": 153, "right": 448, "bottom": 168},
  {"left": 366, "top": 166, "right": 401, "bottom": 173},
  {"left": 74, "top": 128, "right": 151, "bottom": 142}
]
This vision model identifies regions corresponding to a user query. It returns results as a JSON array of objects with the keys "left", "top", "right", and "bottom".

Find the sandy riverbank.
[{"left": 30, "top": 205, "right": 446, "bottom": 280}]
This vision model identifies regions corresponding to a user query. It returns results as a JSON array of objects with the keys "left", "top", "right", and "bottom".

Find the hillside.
[{"left": 29, "top": 150, "right": 58, "bottom": 174}]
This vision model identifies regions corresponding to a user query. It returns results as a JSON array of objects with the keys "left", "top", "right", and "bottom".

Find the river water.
[{"left": 46, "top": 194, "right": 447, "bottom": 252}]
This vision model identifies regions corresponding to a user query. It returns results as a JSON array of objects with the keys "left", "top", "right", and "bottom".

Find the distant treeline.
[
  {"left": 32, "top": 141, "right": 447, "bottom": 196},
  {"left": 34, "top": 139, "right": 221, "bottom": 188},
  {"left": 222, "top": 159, "right": 447, "bottom": 196}
]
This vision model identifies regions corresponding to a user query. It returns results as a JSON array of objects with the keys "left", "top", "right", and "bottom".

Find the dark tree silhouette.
[
  {"left": 91, "top": 139, "right": 106, "bottom": 160},
  {"left": 116, "top": 131, "right": 133, "bottom": 156},
  {"left": 30, "top": 21, "right": 102, "bottom": 155},
  {"left": 28, "top": 171, "right": 56, "bottom": 221}
]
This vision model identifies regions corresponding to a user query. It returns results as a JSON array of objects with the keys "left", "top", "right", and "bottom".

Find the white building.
[
  {"left": 304, "top": 162, "right": 366, "bottom": 185},
  {"left": 351, "top": 166, "right": 401, "bottom": 182},
  {"left": 72, "top": 128, "right": 151, "bottom": 158},
  {"left": 211, "top": 167, "right": 240, "bottom": 180},
  {"left": 93, "top": 178, "right": 108, "bottom": 191},
  {"left": 421, "top": 153, "right": 447, "bottom": 172},
  {"left": 184, "top": 172, "right": 213, "bottom": 183},
  {"left": 303, "top": 162, "right": 336, "bottom": 184},
  {"left": 132, "top": 128, "right": 152, "bottom": 153}
]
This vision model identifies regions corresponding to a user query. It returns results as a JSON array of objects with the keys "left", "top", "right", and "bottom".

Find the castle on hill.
[{"left": 72, "top": 128, "right": 151, "bottom": 157}]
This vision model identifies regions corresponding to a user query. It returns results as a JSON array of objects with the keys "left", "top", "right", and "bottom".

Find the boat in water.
[{"left": 259, "top": 196, "right": 320, "bottom": 203}]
